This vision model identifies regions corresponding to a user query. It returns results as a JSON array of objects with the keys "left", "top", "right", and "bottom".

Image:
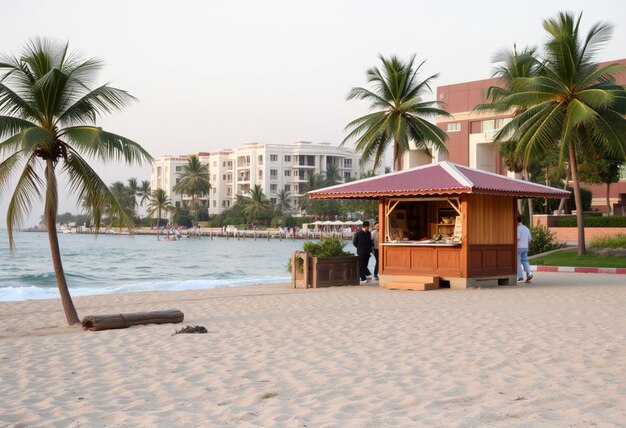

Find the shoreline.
[{"left": 1, "top": 274, "right": 625, "bottom": 426}]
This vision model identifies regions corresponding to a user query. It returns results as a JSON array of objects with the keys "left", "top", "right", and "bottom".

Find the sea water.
[{"left": 0, "top": 229, "right": 326, "bottom": 302}]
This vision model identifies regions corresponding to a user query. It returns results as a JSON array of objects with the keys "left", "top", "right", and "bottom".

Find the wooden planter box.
[{"left": 291, "top": 251, "right": 359, "bottom": 288}]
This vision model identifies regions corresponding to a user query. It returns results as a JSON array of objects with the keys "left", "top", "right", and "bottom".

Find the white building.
[{"left": 150, "top": 141, "right": 380, "bottom": 217}]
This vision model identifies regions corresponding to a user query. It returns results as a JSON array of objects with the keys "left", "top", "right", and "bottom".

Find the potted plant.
[{"left": 289, "top": 236, "right": 359, "bottom": 288}]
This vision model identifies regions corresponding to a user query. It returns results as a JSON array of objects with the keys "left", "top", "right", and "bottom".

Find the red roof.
[{"left": 309, "top": 161, "right": 570, "bottom": 199}]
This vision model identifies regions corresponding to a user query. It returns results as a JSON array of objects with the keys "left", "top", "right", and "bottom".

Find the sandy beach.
[{"left": 1, "top": 273, "right": 625, "bottom": 427}]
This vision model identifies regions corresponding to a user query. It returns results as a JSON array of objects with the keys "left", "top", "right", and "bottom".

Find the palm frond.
[
  {"left": 60, "top": 126, "right": 153, "bottom": 164},
  {"left": 6, "top": 154, "right": 43, "bottom": 251},
  {"left": 61, "top": 148, "right": 134, "bottom": 232},
  {"left": 58, "top": 85, "right": 138, "bottom": 125},
  {"left": 0, "top": 115, "right": 37, "bottom": 141}
]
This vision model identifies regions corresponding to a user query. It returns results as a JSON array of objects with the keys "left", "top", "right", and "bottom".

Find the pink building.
[{"left": 434, "top": 58, "right": 626, "bottom": 214}]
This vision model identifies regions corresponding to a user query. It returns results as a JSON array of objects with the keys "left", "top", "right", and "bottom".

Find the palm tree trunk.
[
  {"left": 523, "top": 170, "right": 534, "bottom": 224},
  {"left": 606, "top": 183, "right": 611, "bottom": 215},
  {"left": 45, "top": 160, "right": 80, "bottom": 325},
  {"left": 393, "top": 141, "right": 402, "bottom": 171},
  {"left": 557, "top": 166, "right": 571, "bottom": 214},
  {"left": 568, "top": 144, "right": 586, "bottom": 255}
]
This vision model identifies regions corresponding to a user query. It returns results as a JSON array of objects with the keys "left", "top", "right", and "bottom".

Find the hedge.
[{"left": 554, "top": 216, "right": 626, "bottom": 227}]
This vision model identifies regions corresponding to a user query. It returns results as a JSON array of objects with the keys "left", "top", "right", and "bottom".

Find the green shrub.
[
  {"left": 529, "top": 224, "right": 565, "bottom": 256},
  {"left": 287, "top": 236, "right": 353, "bottom": 272},
  {"left": 555, "top": 216, "right": 626, "bottom": 227},
  {"left": 589, "top": 233, "right": 626, "bottom": 249}
]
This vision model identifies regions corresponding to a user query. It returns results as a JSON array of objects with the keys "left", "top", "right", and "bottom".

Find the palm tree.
[
  {"left": 127, "top": 177, "right": 140, "bottom": 217},
  {"left": 137, "top": 180, "right": 151, "bottom": 208},
  {"left": 323, "top": 162, "right": 342, "bottom": 186},
  {"left": 276, "top": 188, "right": 292, "bottom": 214},
  {"left": 480, "top": 45, "right": 542, "bottom": 217},
  {"left": 342, "top": 54, "right": 451, "bottom": 170},
  {"left": 109, "top": 181, "right": 135, "bottom": 219},
  {"left": 488, "top": 12, "right": 626, "bottom": 255},
  {"left": 299, "top": 171, "right": 326, "bottom": 212},
  {"left": 241, "top": 184, "right": 272, "bottom": 221},
  {"left": 172, "top": 154, "right": 211, "bottom": 231},
  {"left": 147, "top": 188, "right": 174, "bottom": 240},
  {"left": 0, "top": 39, "right": 152, "bottom": 324}
]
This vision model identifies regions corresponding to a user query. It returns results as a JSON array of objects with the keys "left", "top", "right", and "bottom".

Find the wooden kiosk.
[{"left": 309, "top": 162, "right": 569, "bottom": 290}]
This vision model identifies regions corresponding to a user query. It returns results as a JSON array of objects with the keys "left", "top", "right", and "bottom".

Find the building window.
[
  {"left": 345, "top": 172, "right": 351, "bottom": 179},
  {"left": 496, "top": 117, "right": 511, "bottom": 129},
  {"left": 482, "top": 119, "right": 495, "bottom": 133},
  {"left": 284, "top": 184, "right": 291, "bottom": 191},
  {"left": 284, "top": 170, "right": 291, "bottom": 177},
  {"left": 271, "top": 198, "right": 277, "bottom": 205},
  {"left": 213, "top": 161, "right": 217, "bottom": 167},
  {"left": 223, "top": 174, "right": 226, "bottom": 180},
  {"left": 270, "top": 169, "right": 278, "bottom": 179},
  {"left": 222, "top": 200, "right": 226, "bottom": 207},
  {"left": 284, "top": 155, "right": 291, "bottom": 162},
  {"left": 344, "top": 159, "right": 352, "bottom": 167},
  {"left": 176, "top": 178, "right": 181, "bottom": 184},
  {"left": 175, "top": 166, "right": 181, "bottom": 172},
  {"left": 213, "top": 200, "right": 216, "bottom": 207},
  {"left": 270, "top": 184, "right": 277, "bottom": 192},
  {"left": 258, "top": 155, "right": 263, "bottom": 165},
  {"left": 446, "top": 123, "right": 461, "bottom": 132},
  {"left": 270, "top": 154, "right": 278, "bottom": 162},
  {"left": 175, "top": 201, "right": 180, "bottom": 208},
  {"left": 258, "top": 170, "right": 263, "bottom": 179}
]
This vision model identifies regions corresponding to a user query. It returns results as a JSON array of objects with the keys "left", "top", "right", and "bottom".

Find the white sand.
[{"left": 1, "top": 272, "right": 625, "bottom": 427}]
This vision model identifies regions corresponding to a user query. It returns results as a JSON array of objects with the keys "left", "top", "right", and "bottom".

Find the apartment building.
[
  {"left": 423, "top": 58, "right": 626, "bottom": 214},
  {"left": 151, "top": 141, "right": 377, "bottom": 216}
]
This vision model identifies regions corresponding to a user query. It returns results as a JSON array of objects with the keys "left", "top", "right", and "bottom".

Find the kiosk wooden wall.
[{"left": 466, "top": 194, "right": 516, "bottom": 277}]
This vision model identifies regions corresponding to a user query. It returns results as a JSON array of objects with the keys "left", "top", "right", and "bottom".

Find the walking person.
[
  {"left": 371, "top": 222, "right": 380, "bottom": 281},
  {"left": 517, "top": 216, "right": 533, "bottom": 283},
  {"left": 353, "top": 221, "right": 373, "bottom": 283}
]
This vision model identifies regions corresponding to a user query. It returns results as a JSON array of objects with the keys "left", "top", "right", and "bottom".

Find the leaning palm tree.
[
  {"left": 0, "top": 39, "right": 152, "bottom": 324},
  {"left": 488, "top": 12, "right": 626, "bottom": 255},
  {"left": 342, "top": 54, "right": 451, "bottom": 170},
  {"left": 241, "top": 184, "right": 272, "bottom": 221},
  {"left": 172, "top": 154, "right": 211, "bottom": 231},
  {"left": 147, "top": 188, "right": 174, "bottom": 241}
]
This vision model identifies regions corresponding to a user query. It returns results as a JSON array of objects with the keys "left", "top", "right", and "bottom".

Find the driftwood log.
[{"left": 81, "top": 309, "right": 184, "bottom": 331}]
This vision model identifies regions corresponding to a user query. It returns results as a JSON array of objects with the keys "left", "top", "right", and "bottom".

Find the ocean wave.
[
  {"left": 0, "top": 275, "right": 291, "bottom": 302},
  {"left": 0, "top": 271, "right": 100, "bottom": 288}
]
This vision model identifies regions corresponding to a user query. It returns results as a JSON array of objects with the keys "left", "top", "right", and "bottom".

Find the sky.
[{"left": 0, "top": 0, "right": 625, "bottom": 227}]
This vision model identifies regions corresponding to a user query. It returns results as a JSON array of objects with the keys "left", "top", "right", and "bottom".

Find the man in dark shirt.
[{"left": 353, "top": 221, "right": 373, "bottom": 283}]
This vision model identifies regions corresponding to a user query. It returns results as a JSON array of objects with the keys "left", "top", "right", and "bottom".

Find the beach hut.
[{"left": 309, "top": 161, "right": 569, "bottom": 290}]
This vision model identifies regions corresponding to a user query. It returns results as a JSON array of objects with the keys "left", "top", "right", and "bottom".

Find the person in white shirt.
[
  {"left": 371, "top": 222, "right": 380, "bottom": 280},
  {"left": 517, "top": 216, "right": 533, "bottom": 283}
]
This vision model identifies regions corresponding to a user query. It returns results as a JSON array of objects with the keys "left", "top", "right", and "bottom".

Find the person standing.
[
  {"left": 353, "top": 221, "right": 373, "bottom": 283},
  {"left": 371, "top": 222, "right": 380, "bottom": 281},
  {"left": 517, "top": 216, "right": 533, "bottom": 283}
]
